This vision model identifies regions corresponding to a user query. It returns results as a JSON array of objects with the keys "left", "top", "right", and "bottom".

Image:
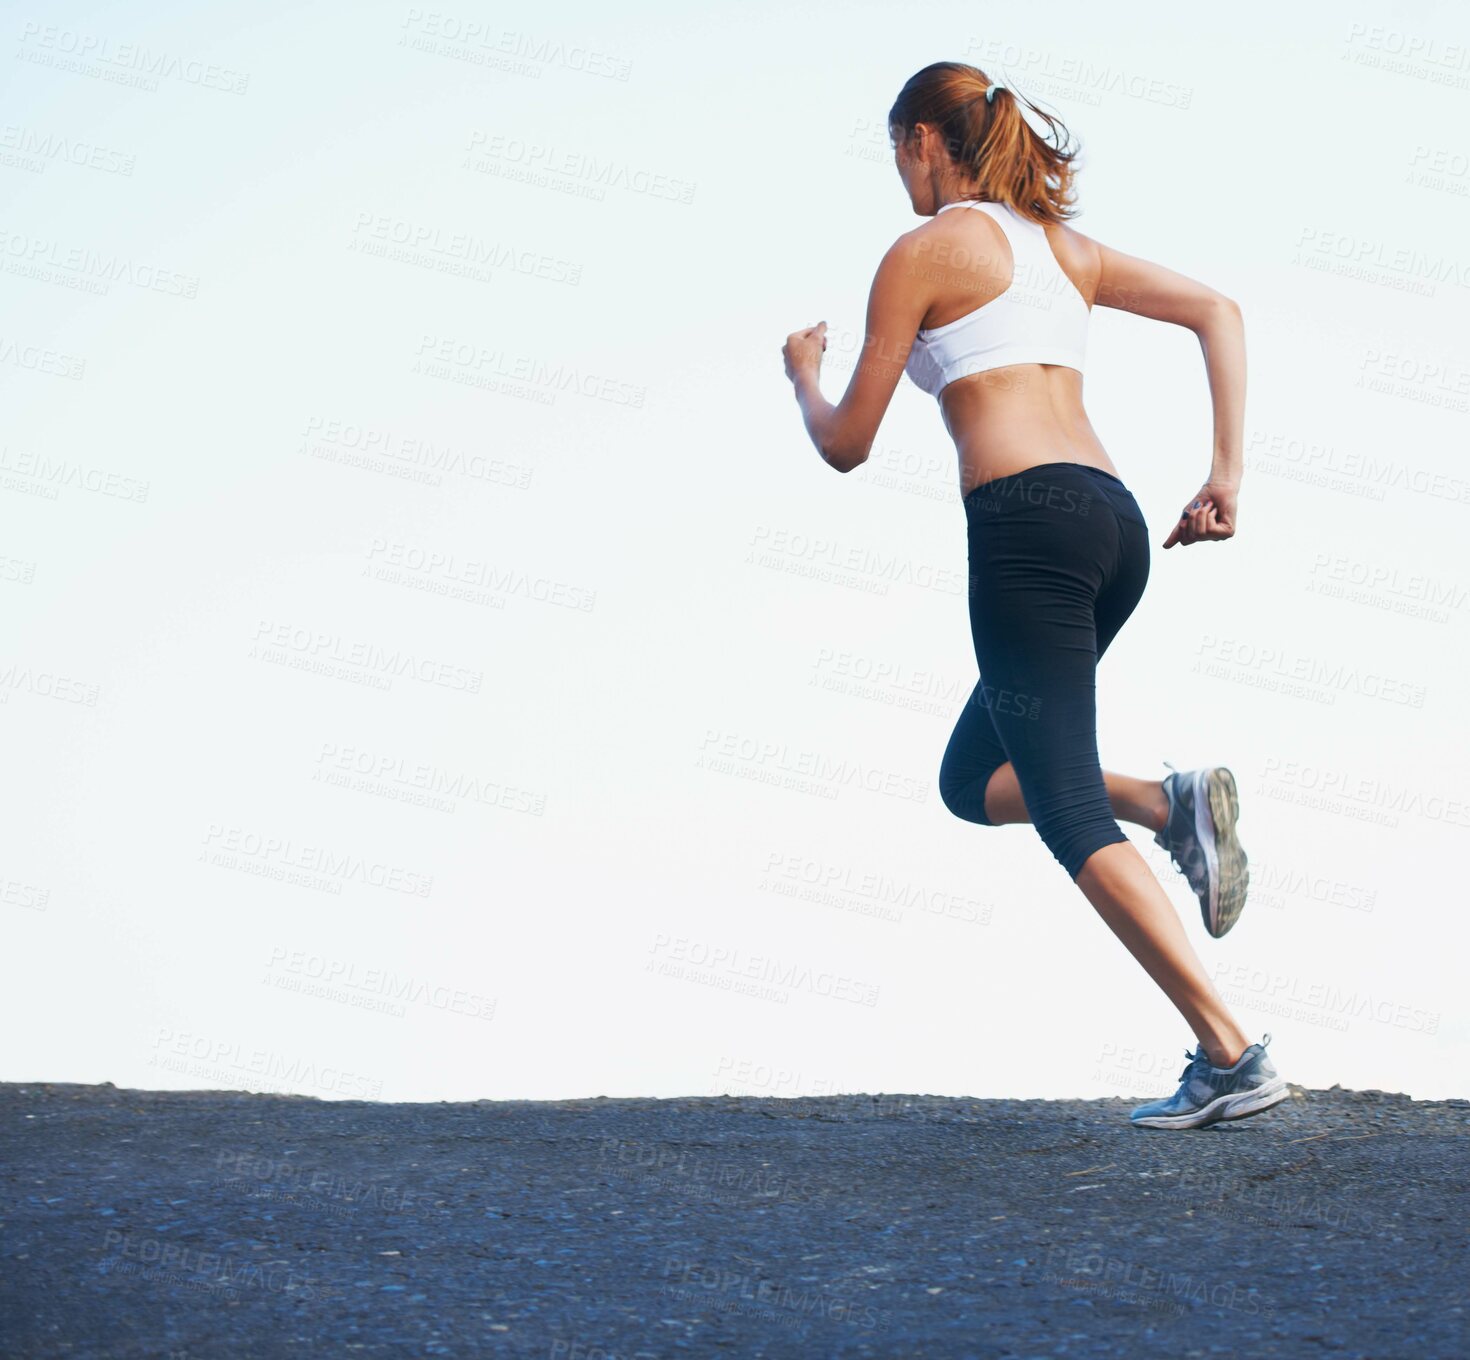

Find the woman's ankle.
[
  {"left": 1203, "top": 1033, "right": 1251, "bottom": 1068},
  {"left": 1107, "top": 775, "right": 1169, "bottom": 832},
  {"left": 1144, "top": 780, "right": 1169, "bottom": 834}
]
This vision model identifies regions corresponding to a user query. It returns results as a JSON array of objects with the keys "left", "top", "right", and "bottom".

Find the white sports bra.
[{"left": 904, "top": 199, "right": 1090, "bottom": 398}]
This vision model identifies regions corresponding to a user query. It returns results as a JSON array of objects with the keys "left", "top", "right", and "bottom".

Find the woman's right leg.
[
  {"left": 950, "top": 466, "right": 1252, "bottom": 1069},
  {"left": 1071, "top": 496, "right": 1251, "bottom": 1066},
  {"left": 963, "top": 759, "right": 1251, "bottom": 1067},
  {"left": 1075, "top": 842, "right": 1250, "bottom": 1067}
]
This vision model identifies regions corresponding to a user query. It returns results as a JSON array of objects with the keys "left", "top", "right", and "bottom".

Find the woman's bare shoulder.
[
  {"left": 1047, "top": 221, "right": 1105, "bottom": 306},
  {"left": 1053, "top": 221, "right": 1235, "bottom": 323}
]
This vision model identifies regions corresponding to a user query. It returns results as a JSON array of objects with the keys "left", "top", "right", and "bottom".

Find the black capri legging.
[{"left": 939, "top": 460, "right": 1151, "bottom": 880}]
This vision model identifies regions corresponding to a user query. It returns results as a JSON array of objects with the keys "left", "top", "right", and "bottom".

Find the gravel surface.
[{"left": 2, "top": 1079, "right": 1467, "bottom": 1358}]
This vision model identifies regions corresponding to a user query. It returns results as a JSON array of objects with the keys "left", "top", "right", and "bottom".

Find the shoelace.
[
  {"left": 1175, "top": 1045, "right": 1210, "bottom": 1085},
  {"left": 1157, "top": 763, "right": 1178, "bottom": 848},
  {"left": 1174, "top": 1036, "right": 1268, "bottom": 1087},
  {"left": 1159, "top": 762, "right": 1207, "bottom": 884},
  {"left": 1164, "top": 839, "right": 1192, "bottom": 876}
]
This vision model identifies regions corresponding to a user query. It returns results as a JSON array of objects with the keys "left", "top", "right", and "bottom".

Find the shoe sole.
[
  {"left": 1201, "top": 767, "right": 1248, "bottom": 938},
  {"left": 1130, "top": 1075, "right": 1289, "bottom": 1130},
  {"left": 1186, "top": 770, "right": 1220, "bottom": 932}
]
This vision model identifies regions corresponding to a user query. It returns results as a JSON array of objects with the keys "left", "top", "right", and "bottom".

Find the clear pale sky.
[{"left": 3, "top": 1, "right": 1467, "bottom": 1101}]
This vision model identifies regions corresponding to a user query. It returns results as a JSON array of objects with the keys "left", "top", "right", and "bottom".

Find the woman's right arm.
[{"left": 1077, "top": 232, "right": 1247, "bottom": 548}]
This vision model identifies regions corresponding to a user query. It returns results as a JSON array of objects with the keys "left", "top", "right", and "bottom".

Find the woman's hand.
[
  {"left": 782, "top": 321, "right": 827, "bottom": 384},
  {"left": 1162, "top": 481, "right": 1239, "bottom": 549}
]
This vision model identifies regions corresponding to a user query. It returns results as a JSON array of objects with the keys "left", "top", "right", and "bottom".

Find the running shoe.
[
  {"left": 1129, "top": 1033, "right": 1289, "bottom": 1130},
  {"left": 1155, "top": 761, "right": 1249, "bottom": 938}
]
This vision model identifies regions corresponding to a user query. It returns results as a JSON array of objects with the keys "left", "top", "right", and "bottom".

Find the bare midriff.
[{"left": 937, "top": 363, "right": 1122, "bottom": 497}]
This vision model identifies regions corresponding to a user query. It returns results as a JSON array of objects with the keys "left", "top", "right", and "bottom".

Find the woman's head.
[{"left": 888, "top": 62, "right": 1080, "bottom": 223}]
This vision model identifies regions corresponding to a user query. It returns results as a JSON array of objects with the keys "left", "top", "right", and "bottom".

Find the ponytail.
[{"left": 888, "top": 62, "right": 1081, "bottom": 224}]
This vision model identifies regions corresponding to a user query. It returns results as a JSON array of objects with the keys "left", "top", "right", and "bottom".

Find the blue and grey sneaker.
[
  {"left": 1129, "top": 1033, "right": 1289, "bottom": 1130},
  {"left": 1155, "top": 761, "right": 1249, "bottom": 938}
]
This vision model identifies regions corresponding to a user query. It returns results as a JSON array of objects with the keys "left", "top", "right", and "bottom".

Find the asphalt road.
[{"left": 2, "top": 1079, "right": 1467, "bottom": 1358}]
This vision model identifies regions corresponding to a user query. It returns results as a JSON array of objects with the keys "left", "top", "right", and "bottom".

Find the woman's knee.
[
  {"left": 1035, "top": 812, "right": 1129, "bottom": 880},
  {"left": 938, "top": 762, "right": 1000, "bottom": 826}
]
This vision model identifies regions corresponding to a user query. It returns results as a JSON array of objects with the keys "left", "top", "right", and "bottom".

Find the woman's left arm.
[{"left": 783, "top": 231, "right": 932, "bottom": 473}]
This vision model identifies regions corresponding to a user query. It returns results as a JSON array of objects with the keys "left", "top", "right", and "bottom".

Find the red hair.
[{"left": 888, "top": 61, "right": 1081, "bottom": 224}]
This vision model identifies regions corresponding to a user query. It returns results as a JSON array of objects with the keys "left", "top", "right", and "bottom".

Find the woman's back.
[
  {"left": 906, "top": 198, "right": 1115, "bottom": 495},
  {"left": 782, "top": 58, "right": 1245, "bottom": 552},
  {"left": 906, "top": 199, "right": 1090, "bottom": 389}
]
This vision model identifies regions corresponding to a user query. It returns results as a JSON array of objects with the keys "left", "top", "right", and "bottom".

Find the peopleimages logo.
[
  {"left": 648, "top": 934, "right": 880, "bottom": 1007},
  {"left": 1259, "top": 756, "right": 1470, "bottom": 829},
  {"left": 1038, "top": 1244, "right": 1269, "bottom": 1318},
  {"left": 148, "top": 1028, "right": 384, "bottom": 1099},
  {"left": 99, "top": 1230, "right": 330, "bottom": 1298},
  {"left": 966, "top": 475, "right": 1093, "bottom": 516},
  {"left": 263, "top": 948, "right": 496, "bottom": 1021},
  {"left": 1212, "top": 963, "right": 1440, "bottom": 1035},
  {"left": 16, "top": 22, "right": 250, "bottom": 93},
  {"left": 695, "top": 728, "right": 929, "bottom": 803}
]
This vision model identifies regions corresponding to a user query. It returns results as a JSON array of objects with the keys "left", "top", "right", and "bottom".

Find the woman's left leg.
[
  {"left": 944, "top": 474, "right": 1170, "bottom": 835},
  {"left": 971, "top": 475, "right": 1166, "bottom": 835}
]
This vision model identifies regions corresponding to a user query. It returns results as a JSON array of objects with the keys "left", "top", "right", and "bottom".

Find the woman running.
[{"left": 781, "top": 61, "right": 1289, "bottom": 1130}]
